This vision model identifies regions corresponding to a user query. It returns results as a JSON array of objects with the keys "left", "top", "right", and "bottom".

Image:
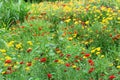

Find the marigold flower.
[
  {"left": 109, "top": 75, "right": 116, "bottom": 80},
  {"left": 0, "top": 49, "right": 6, "bottom": 53},
  {"left": 27, "top": 41, "right": 33, "bottom": 46},
  {"left": 40, "top": 58, "right": 47, "bottom": 62},
  {"left": 96, "top": 47, "right": 101, "bottom": 51},
  {"left": 25, "top": 67, "right": 30, "bottom": 71},
  {"left": 91, "top": 49, "right": 95, "bottom": 53},
  {"left": 20, "top": 61, "right": 24, "bottom": 64},
  {"left": 54, "top": 59, "right": 59, "bottom": 63},
  {"left": 68, "top": 37, "right": 73, "bottom": 41},
  {"left": 8, "top": 41, "right": 15, "bottom": 47},
  {"left": 72, "top": 65, "right": 77, "bottom": 69},
  {"left": 88, "top": 68, "right": 94, "bottom": 73},
  {"left": 47, "top": 73, "right": 52, "bottom": 78},
  {"left": 117, "top": 65, "right": 120, "bottom": 69},
  {"left": 5, "top": 59, "right": 12, "bottom": 64},
  {"left": 16, "top": 43, "right": 22, "bottom": 49},
  {"left": 65, "top": 63, "right": 71, "bottom": 67},
  {"left": 27, "top": 48, "right": 32, "bottom": 53},
  {"left": 27, "top": 62, "right": 32, "bottom": 66},
  {"left": 88, "top": 59, "right": 94, "bottom": 66},
  {"left": 84, "top": 53, "right": 91, "bottom": 58}
]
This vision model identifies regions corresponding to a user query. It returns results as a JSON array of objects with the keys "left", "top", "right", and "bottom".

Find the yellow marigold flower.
[
  {"left": 72, "top": 65, "right": 77, "bottom": 69},
  {"left": 0, "top": 49, "right": 6, "bottom": 53},
  {"left": 96, "top": 47, "right": 101, "bottom": 51},
  {"left": 117, "top": 66, "right": 120, "bottom": 69},
  {"left": 74, "top": 21, "right": 78, "bottom": 25},
  {"left": 64, "top": 19, "right": 71, "bottom": 23},
  {"left": 58, "top": 59, "right": 64, "bottom": 64},
  {"left": 25, "top": 67, "right": 30, "bottom": 71},
  {"left": 27, "top": 41, "right": 33, "bottom": 46},
  {"left": 5, "top": 56, "right": 11, "bottom": 60},
  {"left": 16, "top": 43, "right": 22, "bottom": 49},
  {"left": 91, "top": 49, "right": 95, "bottom": 53},
  {"left": 96, "top": 52, "right": 100, "bottom": 55},
  {"left": 85, "top": 21, "right": 89, "bottom": 25},
  {"left": 4, "top": 63, "right": 9, "bottom": 67},
  {"left": 68, "top": 37, "right": 73, "bottom": 41},
  {"left": 73, "top": 34, "right": 77, "bottom": 38},
  {"left": 8, "top": 41, "right": 15, "bottom": 47},
  {"left": 84, "top": 41, "right": 88, "bottom": 45},
  {"left": 2, "top": 71, "right": 6, "bottom": 75}
]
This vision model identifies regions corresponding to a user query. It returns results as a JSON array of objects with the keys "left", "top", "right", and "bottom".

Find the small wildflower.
[
  {"left": 88, "top": 59, "right": 94, "bottom": 66},
  {"left": 40, "top": 58, "right": 47, "bottom": 62},
  {"left": 27, "top": 48, "right": 32, "bottom": 53},
  {"left": 27, "top": 62, "right": 32, "bottom": 66},
  {"left": 16, "top": 43, "right": 22, "bottom": 49},
  {"left": 47, "top": 73, "right": 52, "bottom": 78},
  {"left": 96, "top": 47, "right": 101, "bottom": 51},
  {"left": 27, "top": 41, "right": 33, "bottom": 46},
  {"left": 96, "top": 52, "right": 100, "bottom": 55},
  {"left": 72, "top": 65, "right": 77, "bottom": 69},
  {"left": 109, "top": 75, "right": 116, "bottom": 80},
  {"left": 65, "top": 63, "right": 70, "bottom": 67},
  {"left": 0, "top": 49, "right": 6, "bottom": 53},
  {"left": 85, "top": 21, "right": 89, "bottom": 25},
  {"left": 88, "top": 68, "right": 95, "bottom": 73},
  {"left": 68, "top": 37, "right": 73, "bottom": 41},
  {"left": 117, "top": 65, "right": 120, "bottom": 69},
  {"left": 5, "top": 59, "right": 12, "bottom": 64},
  {"left": 91, "top": 49, "right": 95, "bottom": 53},
  {"left": 25, "top": 67, "right": 30, "bottom": 71}
]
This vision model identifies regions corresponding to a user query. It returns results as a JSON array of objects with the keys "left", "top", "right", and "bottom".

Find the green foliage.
[{"left": 0, "top": 0, "right": 29, "bottom": 29}]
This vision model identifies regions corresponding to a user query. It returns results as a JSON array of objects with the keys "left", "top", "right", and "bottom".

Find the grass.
[{"left": 0, "top": 0, "right": 120, "bottom": 80}]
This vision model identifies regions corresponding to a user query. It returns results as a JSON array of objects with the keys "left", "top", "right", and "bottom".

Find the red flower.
[
  {"left": 81, "top": 51, "right": 85, "bottom": 54},
  {"left": 88, "top": 59, "right": 94, "bottom": 66},
  {"left": 84, "top": 53, "right": 90, "bottom": 58},
  {"left": 60, "top": 53, "right": 64, "bottom": 57},
  {"left": 66, "top": 54, "right": 71, "bottom": 58},
  {"left": 54, "top": 59, "right": 59, "bottom": 63},
  {"left": 5, "top": 59, "right": 12, "bottom": 64},
  {"left": 88, "top": 68, "right": 94, "bottom": 73},
  {"left": 76, "top": 67, "right": 80, "bottom": 70},
  {"left": 109, "top": 75, "right": 116, "bottom": 80},
  {"left": 47, "top": 73, "right": 52, "bottom": 78},
  {"left": 74, "top": 60, "right": 79, "bottom": 63},
  {"left": 65, "top": 63, "right": 71, "bottom": 67},
  {"left": 27, "top": 62, "right": 32, "bottom": 66},
  {"left": 75, "top": 55, "right": 79, "bottom": 59},
  {"left": 20, "top": 61, "right": 24, "bottom": 64},
  {"left": 40, "top": 58, "right": 47, "bottom": 62}
]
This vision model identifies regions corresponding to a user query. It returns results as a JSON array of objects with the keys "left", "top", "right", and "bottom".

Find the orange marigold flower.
[{"left": 5, "top": 59, "right": 12, "bottom": 64}]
